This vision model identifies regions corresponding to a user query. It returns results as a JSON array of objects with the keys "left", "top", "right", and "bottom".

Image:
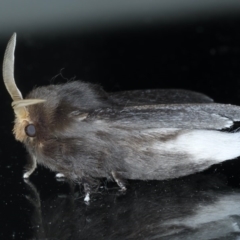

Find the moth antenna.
[
  {"left": 12, "top": 99, "right": 46, "bottom": 109},
  {"left": 2, "top": 33, "right": 23, "bottom": 101},
  {"left": 2, "top": 33, "right": 45, "bottom": 118}
]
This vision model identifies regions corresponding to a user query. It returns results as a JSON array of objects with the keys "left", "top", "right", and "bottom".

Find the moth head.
[{"left": 2, "top": 33, "right": 45, "bottom": 142}]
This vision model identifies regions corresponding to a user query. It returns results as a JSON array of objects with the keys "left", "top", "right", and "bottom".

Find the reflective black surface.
[{"left": 2, "top": 12, "right": 240, "bottom": 240}]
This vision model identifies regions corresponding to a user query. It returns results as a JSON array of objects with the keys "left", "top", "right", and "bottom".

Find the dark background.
[{"left": 2, "top": 1, "right": 240, "bottom": 239}]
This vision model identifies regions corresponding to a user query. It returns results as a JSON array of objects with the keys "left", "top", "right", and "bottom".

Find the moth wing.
[
  {"left": 108, "top": 89, "right": 213, "bottom": 106},
  {"left": 88, "top": 103, "right": 240, "bottom": 130}
]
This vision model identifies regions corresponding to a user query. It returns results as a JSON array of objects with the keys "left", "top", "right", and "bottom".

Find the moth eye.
[{"left": 25, "top": 124, "right": 36, "bottom": 137}]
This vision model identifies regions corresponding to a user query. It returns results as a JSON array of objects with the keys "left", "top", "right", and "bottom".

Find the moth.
[{"left": 3, "top": 33, "right": 240, "bottom": 201}]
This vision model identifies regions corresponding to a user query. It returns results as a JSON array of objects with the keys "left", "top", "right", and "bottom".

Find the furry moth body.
[{"left": 3, "top": 33, "right": 240, "bottom": 201}]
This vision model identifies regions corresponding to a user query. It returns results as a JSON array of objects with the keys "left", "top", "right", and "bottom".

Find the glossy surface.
[{"left": 1, "top": 13, "right": 240, "bottom": 240}]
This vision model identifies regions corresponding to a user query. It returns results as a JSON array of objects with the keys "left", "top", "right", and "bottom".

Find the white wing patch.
[{"left": 153, "top": 130, "right": 240, "bottom": 163}]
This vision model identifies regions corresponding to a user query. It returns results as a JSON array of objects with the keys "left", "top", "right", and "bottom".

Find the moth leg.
[
  {"left": 55, "top": 173, "right": 65, "bottom": 178},
  {"left": 111, "top": 171, "right": 127, "bottom": 191},
  {"left": 82, "top": 178, "right": 91, "bottom": 202},
  {"left": 23, "top": 155, "right": 37, "bottom": 179}
]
